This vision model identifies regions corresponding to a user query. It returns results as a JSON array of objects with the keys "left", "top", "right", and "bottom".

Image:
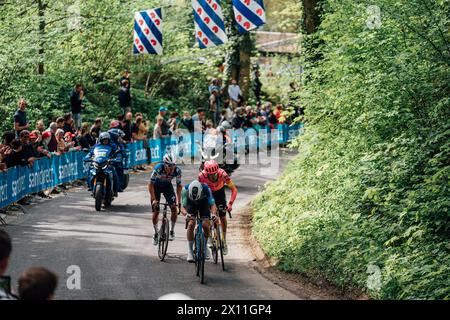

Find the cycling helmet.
[
  {"left": 204, "top": 160, "right": 219, "bottom": 175},
  {"left": 163, "top": 153, "right": 175, "bottom": 165},
  {"left": 99, "top": 132, "right": 111, "bottom": 143},
  {"left": 217, "top": 126, "right": 226, "bottom": 134},
  {"left": 110, "top": 120, "right": 120, "bottom": 129},
  {"left": 188, "top": 180, "right": 203, "bottom": 201},
  {"left": 221, "top": 121, "right": 232, "bottom": 129}
]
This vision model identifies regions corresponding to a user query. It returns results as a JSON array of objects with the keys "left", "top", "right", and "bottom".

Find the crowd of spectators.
[{"left": 1, "top": 75, "right": 301, "bottom": 173}]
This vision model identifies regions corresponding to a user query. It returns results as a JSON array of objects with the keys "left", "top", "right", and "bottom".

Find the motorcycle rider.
[
  {"left": 84, "top": 132, "right": 121, "bottom": 197},
  {"left": 108, "top": 120, "right": 128, "bottom": 191}
]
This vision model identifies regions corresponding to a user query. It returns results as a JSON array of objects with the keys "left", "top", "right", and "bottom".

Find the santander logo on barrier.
[
  {"left": 11, "top": 175, "right": 26, "bottom": 198},
  {"left": 0, "top": 183, "right": 7, "bottom": 202}
]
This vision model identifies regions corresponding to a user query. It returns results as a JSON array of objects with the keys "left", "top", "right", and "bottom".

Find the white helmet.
[
  {"left": 99, "top": 132, "right": 110, "bottom": 143},
  {"left": 188, "top": 180, "right": 203, "bottom": 201},
  {"left": 163, "top": 153, "right": 175, "bottom": 165},
  {"left": 221, "top": 121, "right": 232, "bottom": 129}
]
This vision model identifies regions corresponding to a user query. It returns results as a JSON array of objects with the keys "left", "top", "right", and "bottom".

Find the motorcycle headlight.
[
  {"left": 102, "top": 164, "right": 108, "bottom": 170},
  {"left": 93, "top": 162, "right": 100, "bottom": 169}
]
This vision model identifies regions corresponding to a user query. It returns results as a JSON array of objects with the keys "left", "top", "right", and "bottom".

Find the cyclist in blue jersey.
[
  {"left": 148, "top": 154, "right": 182, "bottom": 244},
  {"left": 180, "top": 180, "right": 218, "bottom": 262}
]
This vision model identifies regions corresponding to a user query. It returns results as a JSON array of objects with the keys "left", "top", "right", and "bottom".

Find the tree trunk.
[
  {"left": 302, "top": 0, "right": 322, "bottom": 34},
  {"left": 302, "top": 0, "right": 323, "bottom": 64},
  {"left": 37, "top": 0, "right": 45, "bottom": 75}
]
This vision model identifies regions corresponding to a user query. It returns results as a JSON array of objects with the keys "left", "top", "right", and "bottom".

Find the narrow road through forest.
[{"left": 5, "top": 148, "right": 299, "bottom": 300}]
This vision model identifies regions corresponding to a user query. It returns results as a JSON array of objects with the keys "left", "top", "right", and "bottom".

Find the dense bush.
[{"left": 253, "top": 0, "right": 449, "bottom": 299}]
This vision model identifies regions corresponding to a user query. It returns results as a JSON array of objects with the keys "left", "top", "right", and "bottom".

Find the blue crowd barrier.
[{"left": 0, "top": 123, "right": 303, "bottom": 209}]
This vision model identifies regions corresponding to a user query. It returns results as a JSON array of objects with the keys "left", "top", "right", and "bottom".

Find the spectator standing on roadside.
[
  {"left": 192, "top": 108, "right": 207, "bottom": 133},
  {"left": 70, "top": 84, "right": 85, "bottom": 129},
  {"left": 64, "top": 132, "right": 81, "bottom": 152},
  {"left": 0, "top": 132, "right": 14, "bottom": 168},
  {"left": 228, "top": 79, "right": 242, "bottom": 110},
  {"left": 77, "top": 123, "right": 95, "bottom": 149},
  {"left": 209, "top": 89, "right": 219, "bottom": 127},
  {"left": 5, "top": 139, "right": 27, "bottom": 168},
  {"left": 56, "top": 117, "right": 65, "bottom": 130},
  {"left": 231, "top": 107, "right": 245, "bottom": 129},
  {"left": 274, "top": 104, "right": 286, "bottom": 123},
  {"left": 35, "top": 120, "right": 45, "bottom": 133},
  {"left": 63, "top": 113, "right": 75, "bottom": 134},
  {"left": 157, "top": 107, "right": 171, "bottom": 137},
  {"left": 116, "top": 114, "right": 125, "bottom": 130},
  {"left": 119, "top": 70, "right": 131, "bottom": 89},
  {"left": 0, "top": 230, "right": 17, "bottom": 300},
  {"left": 55, "top": 129, "right": 71, "bottom": 154},
  {"left": 167, "top": 112, "right": 180, "bottom": 134},
  {"left": 181, "top": 111, "right": 194, "bottom": 133},
  {"left": 253, "top": 70, "right": 263, "bottom": 104},
  {"left": 244, "top": 106, "right": 257, "bottom": 128},
  {"left": 122, "top": 112, "right": 133, "bottom": 142},
  {"left": 153, "top": 116, "right": 170, "bottom": 139},
  {"left": 118, "top": 79, "right": 132, "bottom": 114},
  {"left": 131, "top": 116, "right": 145, "bottom": 142},
  {"left": 29, "top": 131, "right": 51, "bottom": 160},
  {"left": 14, "top": 98, "right": 30, "bottom": 138},
  {"left": 90, "top": 118, "right": 102, "bottom": 139},
  {"left": 44, "top": 123, "right": 58, "bottom": 153},
  {"left": 18, "top": 267, "right": 58, "bottom": 300},
  {"left": 132, "top": 115, "right": 148, "bottom": 170}
]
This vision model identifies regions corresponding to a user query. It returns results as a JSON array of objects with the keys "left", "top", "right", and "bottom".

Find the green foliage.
[
  {"left": 253, "top": 0, "right": 450, "bottom": 299},
  {"left": 0, "top": 0, "right": 223, "bottom": 133}
]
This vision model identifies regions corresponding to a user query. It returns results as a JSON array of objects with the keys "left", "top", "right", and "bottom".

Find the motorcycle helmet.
[{"left": 99, "top": 132, "right": 111, "bottom": 144}]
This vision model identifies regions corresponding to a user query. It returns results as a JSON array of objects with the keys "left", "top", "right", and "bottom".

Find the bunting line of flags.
[{"left": 133, "top": 0, "right": 266, "bottom": 55}]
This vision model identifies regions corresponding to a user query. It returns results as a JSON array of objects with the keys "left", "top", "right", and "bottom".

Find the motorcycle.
[
  {"left": 198, "top": 132, "right": 240, "bottom": 175},
  {"left": 86, "top": 153, "right": 115, "bottom": 212}
]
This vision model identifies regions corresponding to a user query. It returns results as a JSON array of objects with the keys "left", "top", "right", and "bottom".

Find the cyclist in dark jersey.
[
  {"left": 148, "top": 154, "right": 182, "bottom": 244},
  {"left": 180, "top": 180, "right": 218, "bottom": 262}
]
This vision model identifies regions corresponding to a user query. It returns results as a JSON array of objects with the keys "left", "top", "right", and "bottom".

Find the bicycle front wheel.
[
  {"left": 217, "top": 225, "right": 225, "bottom": 271},
  {"left": 199, "top": 233, "right": 206, "bottom": 284},
  {"left": 158, "top": 217, "right": 169, "bottom": 261},
  {"left": 211, "top": 228, "right": 218, "bottom": 265}
]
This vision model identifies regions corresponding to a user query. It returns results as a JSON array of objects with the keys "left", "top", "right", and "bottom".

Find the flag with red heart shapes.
[
  {"left": 192, "top": 0, "right": 228, "bottom": 49},
  {"left": 133, "top": 8, "right": 163, "bottom": 55},
  {"left": 232, "top": 0, "right": 266, "bottom": 33}
]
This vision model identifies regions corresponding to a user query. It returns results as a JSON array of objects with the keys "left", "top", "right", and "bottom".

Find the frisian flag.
[
  {"left": 133, "top": 8, "right": 163, "bottom": 55},
  {"left": 232, "top": 0, "right": 266, "bottom": 33},
  {"left": 192, "top": 0, "right": 228, "bottom": 49}
]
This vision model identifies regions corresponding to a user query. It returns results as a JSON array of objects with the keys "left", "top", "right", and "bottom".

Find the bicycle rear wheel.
[{"left": 158, "top": 217, "right": 169, "bottom": 261}]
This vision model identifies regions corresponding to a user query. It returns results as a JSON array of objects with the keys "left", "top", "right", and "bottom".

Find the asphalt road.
[{"left": 4, "top": 148, "right": 298, "bottom": 300}]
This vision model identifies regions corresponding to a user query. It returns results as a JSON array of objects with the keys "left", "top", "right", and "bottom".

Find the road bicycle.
[
  {"left": 187, "top": 211, "right": 207, "bottom": 284},
  {"left": 210, "top": 206, "right": 231, "bottom": 271},
  {"left": 157, "top": 202, "right": 170, "bottom": 261}
]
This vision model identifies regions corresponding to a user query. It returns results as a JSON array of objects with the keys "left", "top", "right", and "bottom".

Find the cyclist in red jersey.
[{"left": 198, "top": 160, "right": 237, "bottom": 255}]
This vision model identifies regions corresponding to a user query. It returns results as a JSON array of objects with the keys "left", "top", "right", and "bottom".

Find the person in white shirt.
[{"left": 228, "top": 79, "right": 241, "bottom": 110}]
